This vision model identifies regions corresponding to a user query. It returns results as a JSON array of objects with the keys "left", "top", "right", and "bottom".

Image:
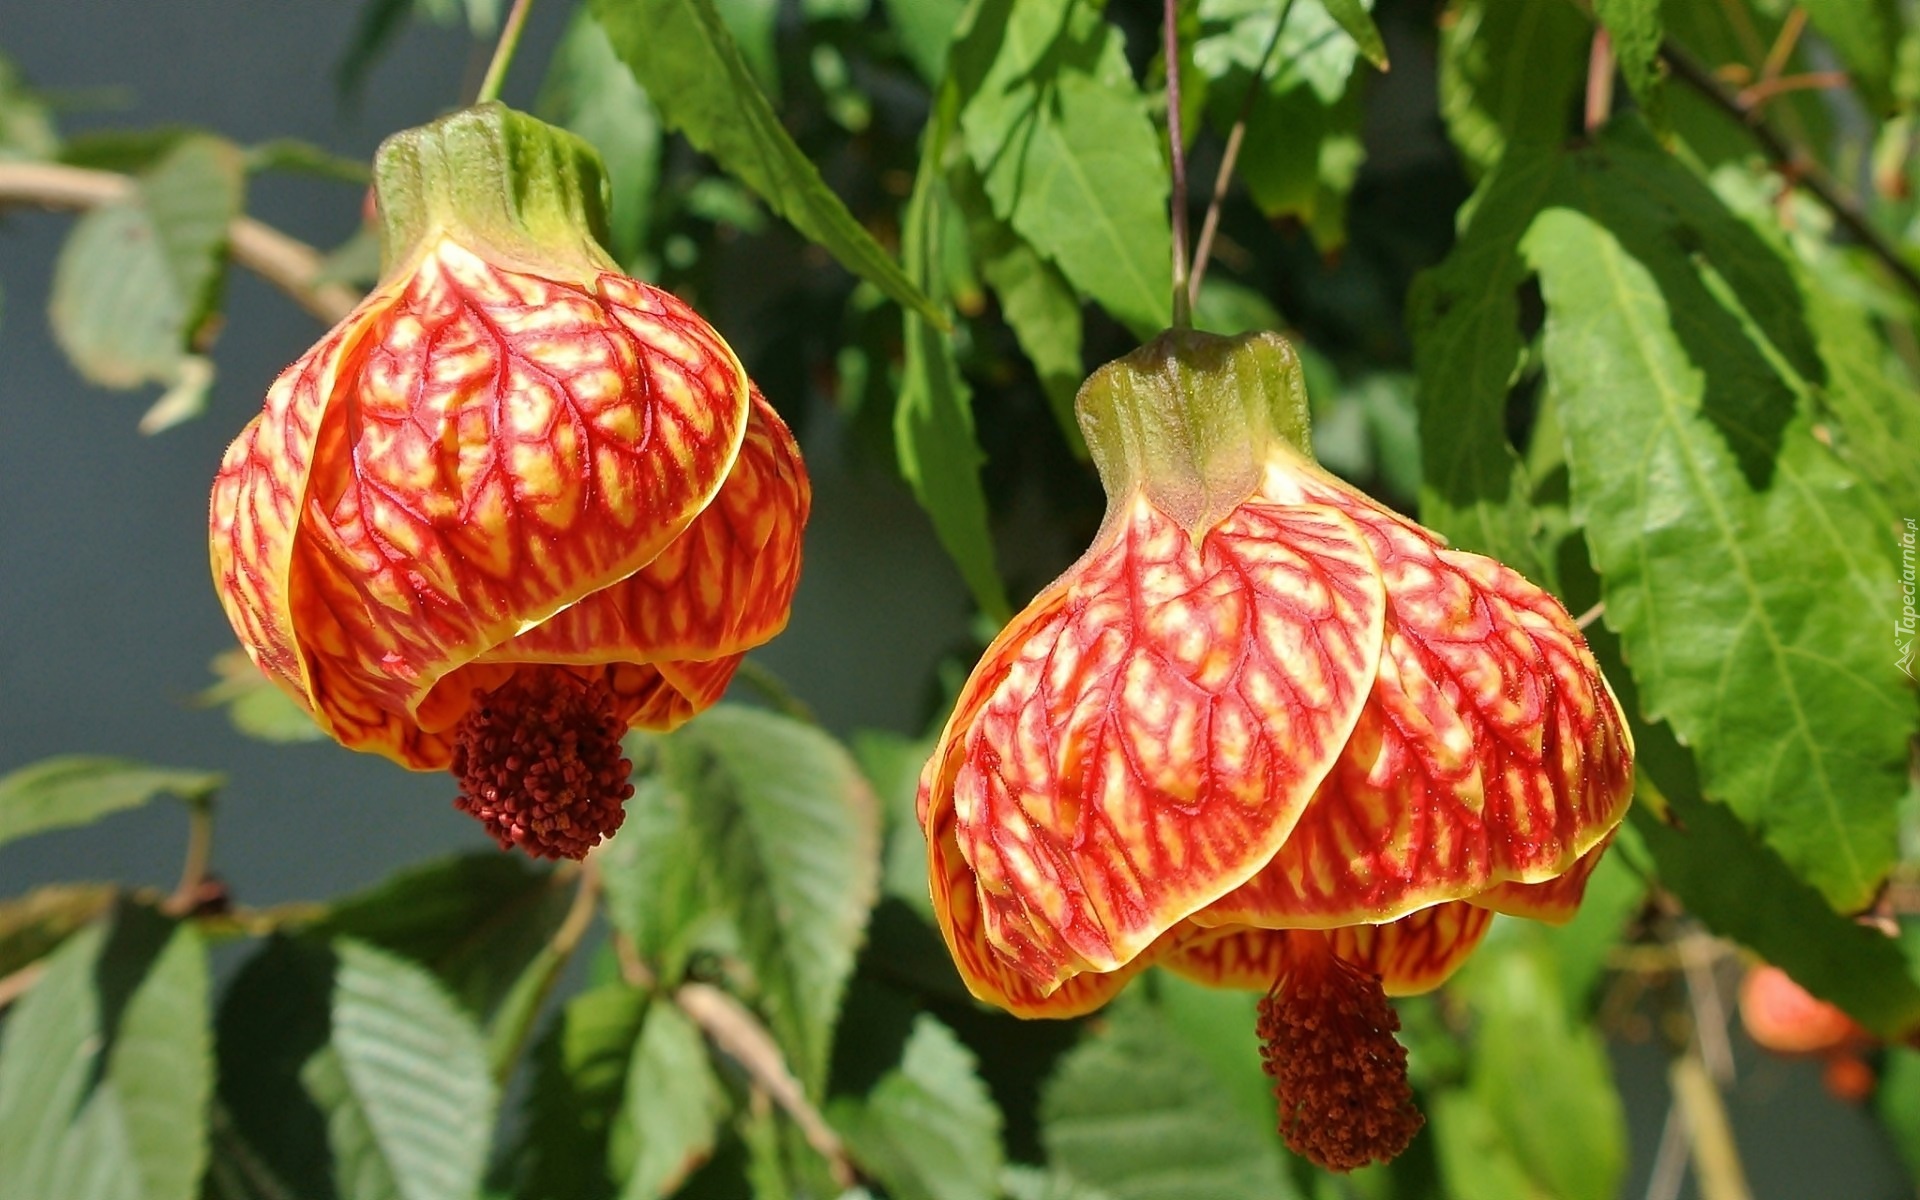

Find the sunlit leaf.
[
  {"left": 1593, "top": 0, "right": 1666, "bottom": 128},
  {"left": 0, "top": 883, "right": 117, "bottom": 979},
  {"left": 1040, "top": 999, "right": 1297, "bottom": 1200},
  {"left": 956, "top": 0, "right": 1170, "bottom": 338},
  {"left": 0, "top": 756, "right": 222, "bottom": 851},
  {"left": 610, "top": 705, "right": 881, "bottom": 1095},
  {"left": 589, "top": 0, "right": 941, "bottom": 323},
  {"left": 1527, "top": 126, "right": 1914, "bottom": 909},
  {"left": 1437, "top": 0, "right": 1586, "bottom": 174},
  {"left": 1443, "top": 931, "right": 1626, "bottom": 1200},
  {"left": 197, "top": 648, "right": 325, "bottom": 744},
  {"left": 1590, "top": 624, "right": 1920, "bottom": 1039},
  {"left": 610, "top": 1003, "right": 728, "bottom": 1200},
  {"left": 0, "top": 906, "right": 210, "bottom": 1200},
  {"left": 896, "top": 101, "right": 1011, "bottom": 622},
  {"left": 513, "top": 985, "right": 649, "bottom": 1200},
  {"left": 831, "top": 1015, "right": 1002, "bottom": 1200},
  {"left": 309, "top": 940, "right": 498, "bottom": 1200},
  {"left": 314, "top": 853, "right": 573, "bottom": 1021},
  {"left": 537, "top": 10, "right": 661, "bottom": 266},
  {"left": 48, "top": 133, "right": 243, "bottom": 416}
]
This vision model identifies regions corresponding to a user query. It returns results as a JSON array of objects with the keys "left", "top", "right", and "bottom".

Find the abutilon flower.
[
  {"left": 918, "top": 330, "right": 1633, "bottom": 1171},
  {"left": 210, "top": 105, "right": 808, "bottom": 859}
]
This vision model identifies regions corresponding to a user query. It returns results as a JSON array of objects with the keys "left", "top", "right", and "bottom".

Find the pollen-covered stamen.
[
  {"left": 451, "top": 668, "right": 635, "bottom": 859},
  {"left": 1257, "top": 930, "right": 1423, "bottom": 1173}
]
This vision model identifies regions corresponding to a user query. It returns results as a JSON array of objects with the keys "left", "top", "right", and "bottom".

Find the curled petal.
[
  {"left": 1164, "top": 901, "right": 1495, "bottom": 997},
  {"left": 1469, "top": 833, "right": 1615, "bottom": 924},
  {"left": 210, "top": 241, "right": 750, "bottom": 764},
  {"left": 920, "top": 492, "right": 1387, "bottom": 997},
  {"left": 1195, "top": 463, "right": 1633, "bottom": 931}
]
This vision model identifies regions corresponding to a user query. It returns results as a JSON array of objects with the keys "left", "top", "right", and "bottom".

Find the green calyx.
[
  {"left": 1075, "top": 329, "right": 1315, "bottom": 537},
  {"left": 372, "top": 102, "right": 619, "bottom": 284}
]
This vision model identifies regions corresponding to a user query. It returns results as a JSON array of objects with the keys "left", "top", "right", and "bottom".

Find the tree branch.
[
  {"left": 0, "top": 160, "right": 361, "bottom": 324},
  {"left": 1658, "top": 42, "right": 1920, "bottom": 302}
]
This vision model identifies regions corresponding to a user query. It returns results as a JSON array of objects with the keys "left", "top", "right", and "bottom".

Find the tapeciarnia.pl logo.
[{"left": 1901, "top": 517, "right": 1917, "bottom": 681}]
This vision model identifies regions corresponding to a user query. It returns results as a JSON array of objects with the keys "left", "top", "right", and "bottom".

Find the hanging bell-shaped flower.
[
  {"left": 918, "top": 329, "right": 1632, "bottom": 1170},
  {"left": 210, "top": 104, "right": 809, "bottom": 859}
]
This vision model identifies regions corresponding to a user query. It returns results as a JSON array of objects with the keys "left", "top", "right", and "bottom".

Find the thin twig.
[
  {"left": 486, "top": 859, "right": 603, "bottom": 1085},
  {"left": 1190, "top": 0, "right": 1295, "bottom": 306},
  {"left": 1163, "top": 0, "right": 1192, "bottom": 329},
  {"left": 162, "top": 798, "right": 216, "bottom": 918},
  {"left": 1643, "top": 1097, "right": 1690, "bottom": 1200},
  {"left": 1677, "top": 930, "right": 1737, "bottom": 1086},
  {"left": 1575, "top": 600, "right": 1606, "bottom": 630},
  {"left": 474, "top": 0, "right": 537, "bottom": 107},
  {"left": 1585, "top": 28, "right": 1616, "bottom": 133},
  {"left": 1659, "top": 41, "right": 1920, "bottom": 302},
  {"left": 675, "top": 982, "right": 856, "bottom": 1188},
  {"left": 0, "top": 161, "right": 360, "bottom": 323},
  {"left": 1669, "top": 1052, "right": 1754, "bottom": 1200},
  {"left": 732, "top": 658, "right": 820, "bottom": 725},
  {"left": 611, "top": 933, "right": 854, "bottom": 1188}
]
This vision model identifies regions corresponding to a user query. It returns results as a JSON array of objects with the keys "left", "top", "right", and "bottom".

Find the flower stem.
[
  {"left": 1163, "top": 0, "right": 1192, "bottom": 330},
  {"left": 1189, "top": 0, "right": 1294, "bottom": 307},
  {"left": 474, "top": 0, "right": 536, "bottom": 107},
  {"left": 163, "top": 797, "right": 216, "bottom": 918}
]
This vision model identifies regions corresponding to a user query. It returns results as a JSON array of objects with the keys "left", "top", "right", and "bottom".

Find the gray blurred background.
[
  {"left": 0, "top": 3, "right": 1909, "bottom": 1197},
  {"left": 0, "top": 0, "right": 973, "bottom": 903}
]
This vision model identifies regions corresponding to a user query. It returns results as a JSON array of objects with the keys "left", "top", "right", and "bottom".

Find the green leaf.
[
  {"left": 1408, "top": 146, "right": 1563, "bottom": 572},
  {"left": 0, "top": 50, "right": 58, "bottom": 161},
  {"left": 1589, "top": 623, "right": 1920, "bottom": 1039},
  {"left": 311, "top": 940, "right": 498, "bottom": 1200},
  {"left": 617, "top": 705, "right": 881, "bottom": 1095},
  {"left": 196, "top": 648, "right": 325, "bottom": 744},
  {"left": 1149, "top": 972, "right": 1273, "bottom": 1131},
  {"left": 1540, "top": 846, "right": 1644, "bottom": 1011},
  {"left": 1040, "top": 1000, "right": 1297, "bottom": 1200},
  {"left": 999, "top": 1166, "right": 1118, "bottom": 1200},
  {"left": 1320, "top": 0, "right": 1389, "bottom": 69},
  {"left": 896, "top": 102, "right": 1011, "bottom": 623},
  {"left": 0, "top": 883, "right": 117, "bottom": 978},
  {"left": 513, "top": 985, "right": 649, "bottom": 1200},
  {"left": 1446, "top": 933, "right": 1626, "bottom": 1200},
  {"left": 0, "top": 906, "right": 211, "bottom": 1200},
  {"left": 1428, "top": 1090, "right": 1549, "bottom": 1200},
  {"left": 1705, "top": 162, "right": 1920, "bottom": 521},
  {"left": 1525, "top": 127, "right": 1915, "bottom": 909},
  {"left": 880, "top": 0, "right": 969, "bottom": 84},
  {"left": 611, "top": 1003, "right": 729, "bottom": 1200},
  {"left": 245, "top": 139, "right": 372, "bottom": 184},
  {"left": 1437, "top": 0, "right": 1587, "bottom": 174},
  {"left": 588, "top": 0, "right": 942, "bottom": 324},
  {"left": 537, "top": 10, "right": 661, "bottom": 266},
  {"left": 852, "top": 730, "right": 938, "bottom": 921},
  {"left": 0, "top": 756, "right": 222, "bottom": 850},
  {"left": 314, "top": 853, "right": 573, "bottom": 1021},
  {"left": 957, "top": 0, "right": 1170, "bottom": 338},
  {"left": 831, "top": 1015, "right": 1003, "bottom": 1200},
  {"left": 1879, "top": 1048, "right": 1920, "bottom": 1185},
  {"left": 1193, "top": 0, "right": 1375, "bottom": 248},
  {"left": 713, "top": 0, "right": 780, "bottom": 95},
  {"left": 953, "top": 163, "right": 1086, "bottom": 457},
  {"left": 1593, "top": 0, "right": 1665, "bottom": 128},
  {"left": 48, "top": 134, "right": 243, "bottom": 409}
]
